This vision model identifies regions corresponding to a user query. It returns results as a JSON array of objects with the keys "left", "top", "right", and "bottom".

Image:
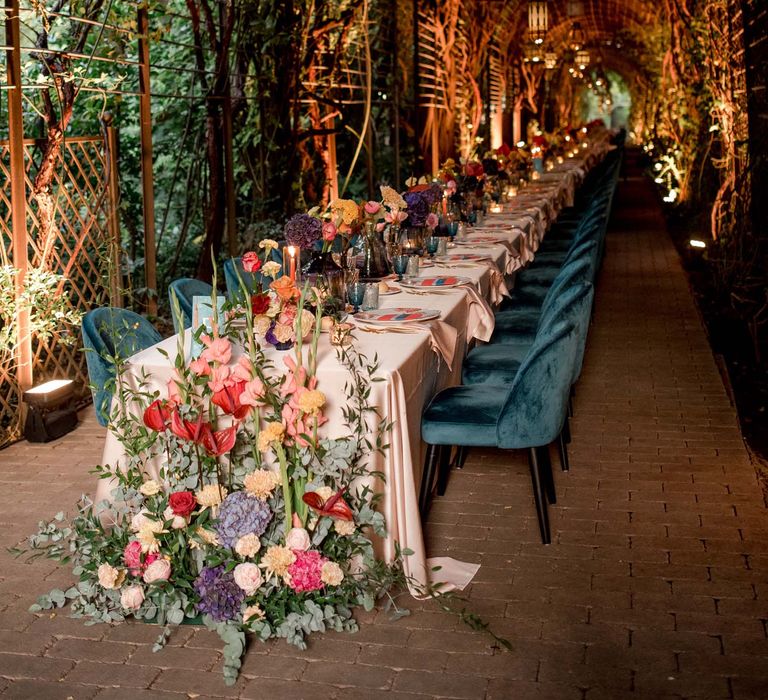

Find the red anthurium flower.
[
  {"left": 211, "top": 381, "right": 250, "bottom": 420},
  {"left": 202, "top": 424, "right": 238, "bottom": 456},
  {"left": 170, "top": 410, "right": 209, "bottom": 443},
  {"left": 302, "top": 488, "right": 354, "bottom": 521},
  {"left": 143, "top": 399, "right": 173, "bottom": 432},
  {"left": 242, "top": 251, "right": 262, "bottom": 273},
  {"left": 251, "top": 293, "right": 270, "bottom": 316}
]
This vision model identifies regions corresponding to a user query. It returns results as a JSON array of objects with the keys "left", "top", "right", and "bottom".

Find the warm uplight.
[
  {"left": 25, "top": 379, "right": 74, "bottom": 395},
  {"left": 23, "top": 378, "right": 77, "bottom": 442},
  {"left": 516, "top": 140, "right": 526, "bottom": 148},
  {"left": 690, "top": 239, "right": 706, "bottom": 249}
]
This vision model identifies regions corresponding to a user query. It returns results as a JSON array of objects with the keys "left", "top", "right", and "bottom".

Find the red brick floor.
[{"left": 1, "top": 170, "right": 767, "bottom": 698}]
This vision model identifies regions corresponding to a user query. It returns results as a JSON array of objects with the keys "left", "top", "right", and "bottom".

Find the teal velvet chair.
[
  {"left": 420, "top": 321, "right": 579, "bottom": 543},
  {"left": 82, "top": 308, "right": 163, "bottom": 427},
  {"left": 168, "top": 278, "right": 213, "bottom": 334},
  {"left": 224, "top": 257, "right": 263, "bottom": 303}
]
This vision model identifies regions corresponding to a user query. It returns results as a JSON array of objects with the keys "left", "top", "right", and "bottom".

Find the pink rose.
[
  {"left": 322, "top": 222, "right": 337, "bottom": 242},
  {"left": 200, "top": 335, "right": 232, "bottom": 365},
  {"left": 120, "top": 585, "right": 145, "bottom": 611},
  {"left": 426, "top": 212, "right": 439, "bottom": 230},
  {"left": 143, "top": 558, "right": 172, "bottom": 584},
  {"left": 364, "top": 201, "right": 381, "bottom": 215},
  {"left": 123, "top": 541, "right": 143, "bottom": 575},
  {"left": 233, "top": 562, "right": 263, "bottom": 595},
  {"left": 162, "top": 505, "right": 188, "bottom": 530},
  {"left": 242, "top": 251, "right": 262, "bottom": 273},
  {"left": 285, "top": 527, "right": 311, "bottom": 552}
]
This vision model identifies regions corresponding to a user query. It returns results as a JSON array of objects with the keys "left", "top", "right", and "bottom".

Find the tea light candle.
[
  {"left": 490, "top": 204, "right": 502, "bottom": 213},
  {"left": 507, "top": 186, "right": 518, "bottom": 198}
]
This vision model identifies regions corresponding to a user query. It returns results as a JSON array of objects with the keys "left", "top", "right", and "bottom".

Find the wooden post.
[
  {"left": 5, "top": 0, "right": 32, "bottom": 393},
  {"left": 365, "top": 118, "right": 375, "bottom": 198},
  {"left": 413, "top": 0, "right": 422, "bottom": 175},
  {"left": 391, "top": 0, "right": 401, "bottom": 189},
  {"left": 222, "top": 78, "right": 237, "bottom": 257},
  {"left": 137, "top": 4, "right": 157, "bottom": 316},
  {"left": 102, "top": 114, "right": 122, "bottom": 308},
  {"left": 429, "top": 106, "right": 439, "bottom": 175},
  {"left": 513, "top": 104, "right": 522, "bottom": 144},
  {"left": 327, "top": 115, "right": 339, "bottom": 201}
]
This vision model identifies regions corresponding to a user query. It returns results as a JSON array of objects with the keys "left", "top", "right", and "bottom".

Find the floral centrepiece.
[{"left": 20, "top": 282, "right": 400, "bottom": 686}]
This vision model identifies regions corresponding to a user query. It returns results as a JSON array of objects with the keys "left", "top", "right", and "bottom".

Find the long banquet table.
[{"left": 96, "top": 137, "right": 612, "bottom": 594}]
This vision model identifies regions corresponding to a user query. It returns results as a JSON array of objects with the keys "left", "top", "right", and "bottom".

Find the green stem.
[{"left": 275, "top": 444, "right": 292, "bottom": 535}]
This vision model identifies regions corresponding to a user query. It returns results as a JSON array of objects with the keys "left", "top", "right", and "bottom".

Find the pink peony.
[
  {"left": 286, "top": 550, "right": 326, "bottom": 593},
  {"left": 322, "top": 222, "right": 337, "bottom": 242},
  {"left": 233, "top": 562, "right": 263, "bottom": 595},
  {"left": 123, "top": 541, "right": 143, "bottom": 575},
  {"left": 120, "top": 585, "right": 145, "bottom": 611},
  {"left": 143, "top": 558, "right": 172, "bottom": 583},
  {"left": 200, "top": 335, "right": 232, "bottom": 365},
  {"left": 285, "top": 527, "right": 311, "bottom": 552},
  {"left": 364, "top": 201, "right": 381, "bottom": 215},
  {"left": 426, "top": 212, "right": 439, "bottom": 230}
]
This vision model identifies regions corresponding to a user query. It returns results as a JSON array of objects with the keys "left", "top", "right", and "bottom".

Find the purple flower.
[
  {"left": 284, "top": 214, "right": 322, "bottom": 248},
  {"left": 215, "top": 491, "right": 273, "bottom": 548},
  {"left": 194, "top": 565, "right": 244, "bottom": 622},
  {"left": 422, "top": 184, "right": 443, "bottom": 206},
  {"left": 403, "top": 191, "right": 430, "bottom": 227}
]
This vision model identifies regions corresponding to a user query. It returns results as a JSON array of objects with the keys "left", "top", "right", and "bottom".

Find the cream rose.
[
  {"left": 235, "top": 533, "right": 262, "bottom": 558},
  {"left": 139, "top": 479, "right": 161, "bottom": 497},
  {"left": 97, "top": 563, "right": 126, "bottom": 590},
  {"left": 162, "top": 506, "right": 188, "bottom": 530},
  {"left": 320, "top": 561, "right": 344, "bottom": 587},
  {"left": 120, "top": 585, "right": 145, "bottom": 611},
  {"left": 285, "top": 527, "right": 311, "bottom": 552},
  {"left": 143, "top": 558, "right": 172, "bottom": 584},
  {"left": 233, "top": 563, "right": 263, "bottom": 595}
]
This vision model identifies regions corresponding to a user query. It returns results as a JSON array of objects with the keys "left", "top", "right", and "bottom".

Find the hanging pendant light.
[
  {"left": 569, "top": 21, "right": 586, "bottom": 51},
  {"left": 523, "top": 42, "right": 543, "bottom": 63},
  {"left": 528, "top": 1, "right": 549, "bottom": 45},
  {"left": 544, "top": 52, "right": 558, "bottom": 70},
  {"left": 575, "top": 49, "right": 590, "bottom": 70}
]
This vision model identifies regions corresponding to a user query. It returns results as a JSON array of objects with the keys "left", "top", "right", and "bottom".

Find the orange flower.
[{"left": 270, "top": 276, "right": 301, "bottom": 302}]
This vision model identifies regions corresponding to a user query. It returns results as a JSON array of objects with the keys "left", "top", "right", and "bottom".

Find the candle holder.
[{"left": 282, "top": 245, "right": 301, "bottom": 283}]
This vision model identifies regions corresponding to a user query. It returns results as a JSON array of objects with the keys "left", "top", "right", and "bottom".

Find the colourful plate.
[
  {"left": 355, "top": 307, "right": 441, "bottom": 324},
  {"left": 399, "top": 276, "right": 470, "bottom": 289},
  {"left": 437, "top": 253, "right": 489, "bottom": 262}
]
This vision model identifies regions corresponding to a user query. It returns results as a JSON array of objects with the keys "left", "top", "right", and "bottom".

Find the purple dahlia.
[
  {"left": 194, "top": 565, "right": 244, "bottom": 622},
  {"left": 284, "top": 214, "right": 322, "bottom": 249},
  {"left": 215, "top": 491, "right": 273, "bottom": 548}
]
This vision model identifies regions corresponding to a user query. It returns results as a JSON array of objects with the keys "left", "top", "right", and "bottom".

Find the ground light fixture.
[
  {"left": 22, "top": 378, "right": 78, "bottom": 443},
  {"left": 689, "top": 239, "right": 707, "bottom": 249}
]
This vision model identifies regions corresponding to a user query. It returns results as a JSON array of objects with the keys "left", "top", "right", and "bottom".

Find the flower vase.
[
  {"left": 302, "top": 249, "right": 344, "bottom": 302},
  {"left": 360, "top": 221, "right": 391, "bottom": 281}
]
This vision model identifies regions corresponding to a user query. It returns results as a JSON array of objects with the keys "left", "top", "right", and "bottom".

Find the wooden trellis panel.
[
  {"left": 0, "top": 136, "right": 119, "bottom": 448},
  {"left": 417, "top": 8, "right": 449, "bottom": 110}
]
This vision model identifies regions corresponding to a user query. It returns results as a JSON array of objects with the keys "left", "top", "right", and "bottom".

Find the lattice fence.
[{"left": 0, "top": 136, "right": 119, "bottom": 448}]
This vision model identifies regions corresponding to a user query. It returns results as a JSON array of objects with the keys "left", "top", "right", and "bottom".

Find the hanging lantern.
[
  {"left": 544, "top": 52, "right": 558, "bottom": 70},
  {"left": 523, "top": 42, "right": 543, "bottom": 63},
  {"left": 575, "top": 49, "right": 590, "bottom": 70},
  {"left": 569, "top": 21, "right": 586, "bottom": 51},
  {"left": 528, "top": 1, "right": 548, "bottom": 45}
]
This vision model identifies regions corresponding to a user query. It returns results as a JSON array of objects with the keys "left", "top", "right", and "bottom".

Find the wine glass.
[
  {"left": 346, "top": 282, "right": 366, "bottom": 313},
  {"left": 393, "top": 254, "right": 409, "bottom": 281},
  {"left": 426, "top": 236, "right": 439, "bottom": 258}
]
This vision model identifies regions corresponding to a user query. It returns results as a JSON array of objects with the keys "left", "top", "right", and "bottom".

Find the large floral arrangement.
[{"left": 17, "top": 284, "right": 407, "bottom": 685}]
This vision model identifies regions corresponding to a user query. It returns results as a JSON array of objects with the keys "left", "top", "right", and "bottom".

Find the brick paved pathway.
[{"left": 2, "top": 166, "right": 767, "bottom": 699}]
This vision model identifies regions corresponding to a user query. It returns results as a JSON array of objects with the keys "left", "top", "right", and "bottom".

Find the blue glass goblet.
[
  {"left": 346, "top": 282, "right": 366, "bottom": 313},
  {"left": 426, "top": 236, "right": 439, "bottom": 257},
  {"left": 393, "top": 254, "right": 409, "bottom": 281},
  {"left": 447, "top": 221, "right": 459, "bottom": 238}
]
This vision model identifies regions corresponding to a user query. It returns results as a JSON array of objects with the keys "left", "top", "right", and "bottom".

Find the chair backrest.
[
  {"left": 168, "top": 278, "right": 213, "bottom": 333},
  {"left": 82, "top": 308, "right": 162, "bottom": 426},
  {"left": 539, "top": 252, "right": 594, "bottom": 320},
  {"left": 496, "top": 320, "right": 578, "bottom": 448},
  {"left": 538, "top": 282, "right": 594, "bottom": 341},
  {"left": 224, "top": 258, "right": 263, "bottom": 302}
]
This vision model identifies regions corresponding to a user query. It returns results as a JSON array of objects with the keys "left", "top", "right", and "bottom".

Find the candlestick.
[{"left": 288, "top": 246, "right": 297, "bottom": 281}]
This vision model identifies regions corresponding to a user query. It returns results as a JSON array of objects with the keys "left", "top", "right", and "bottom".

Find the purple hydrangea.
[
  {"left": 403, "top": 191, "right": 430, "bottom": 227},
  {"left": 284, "top": 214, "right": 322, "bottom": 248},
  {"left": 194, "top": 565, "right": 244, "bottom": 622},
  {"left": 215, "top": 491, "right": 273, "bottom": 548},
  {"left": 422, "top": 184, "right": 443, "bottom": 206}
]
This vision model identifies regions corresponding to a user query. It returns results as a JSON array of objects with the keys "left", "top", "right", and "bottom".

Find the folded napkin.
[
  {"left": 428, "top": 320, "right": 458, "bottom": 370},
  {"left": 458, "top": 283, "right": 495, "bottom": 342}
]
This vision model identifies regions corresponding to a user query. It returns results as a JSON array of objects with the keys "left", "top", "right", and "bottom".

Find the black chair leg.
[
  {"left": 563, "top": 416, "right": 572, "bottom": 444},
  {"left": 419, "top": 444, "right": 440, "bottom": 519},
  {"left": 453, "top": 445, "right": 468, "bottom": 469},
  {"left": 538, "top": 446, "right": 557, "bottom": 504},
  {"left": 436, "top": 445, "right": 452, "bottom": 496},
  {"left": 568, "top": 393, "right": 574, "bottom": 418},
  {"left": 557, "top": 431, "right": 570, "bottom": 472},
  {"left": 527, "top": 447, "right": 552, "bottom": 544}
]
